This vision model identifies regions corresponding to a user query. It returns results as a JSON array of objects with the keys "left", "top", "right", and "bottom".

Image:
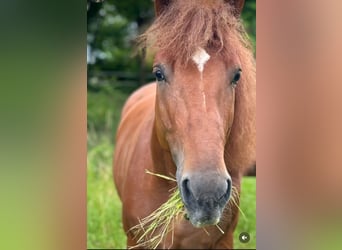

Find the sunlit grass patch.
[{"left": 87, "top": 136, "right": 126, "bottom": 249}]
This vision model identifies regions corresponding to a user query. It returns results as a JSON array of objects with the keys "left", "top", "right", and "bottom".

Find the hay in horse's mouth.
[
  {"left": 128, "top": 170, "right": 225, "bottom": 249},
  {"left": 128, "top": 170, "right": 184, "bottom": 249}
]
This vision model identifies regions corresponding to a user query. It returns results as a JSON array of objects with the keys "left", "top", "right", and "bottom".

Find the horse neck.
[{"left": 150, "top": 122, "right": 177, "bottom": 178}]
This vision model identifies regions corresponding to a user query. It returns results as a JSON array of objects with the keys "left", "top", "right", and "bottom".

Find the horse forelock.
[{"left": 139, "top": 0, "right": 254, "bottom": 66}]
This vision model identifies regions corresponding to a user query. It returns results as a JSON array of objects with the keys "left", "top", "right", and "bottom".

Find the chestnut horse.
[{"left": 113, "top": 0, "right": 255, "bottom": 248}]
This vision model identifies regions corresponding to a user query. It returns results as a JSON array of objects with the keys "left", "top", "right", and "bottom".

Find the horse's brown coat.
[{"left": 114, "top": 0, "right": 255, "bottom": 248}]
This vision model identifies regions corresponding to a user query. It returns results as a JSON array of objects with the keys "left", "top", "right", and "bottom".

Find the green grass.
[
  {"left": 87, "top": 135, "right": 126, "bottom": 248},
  {"left": 87, "top": 86, "right": 129, "bottom": 249},
  {"left": 234, "top": 177, "right": 256, "bottom": 249},
  {"left": 87, "top": 87, "right": 256, "bottom": 249},
  {"left": 87, "top": 84, "right": 130, "bottom": 141}
]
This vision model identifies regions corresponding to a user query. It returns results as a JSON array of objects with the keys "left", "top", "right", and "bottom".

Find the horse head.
[{"left": 147, "top": 0, "right": 250, "bottom": 227}]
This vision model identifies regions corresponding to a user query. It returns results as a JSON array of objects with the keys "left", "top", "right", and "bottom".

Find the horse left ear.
[
  {"left": 154, "top": 0, "right": 172, "bottom": 17},
  {"left": 226, "top": 0, "right": 245, "bottom": 17}
]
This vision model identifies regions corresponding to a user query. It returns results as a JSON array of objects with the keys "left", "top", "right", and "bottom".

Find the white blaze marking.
[
  {"left": 192, "top": 47, "right": 210, "bottom": 73},
  {"left": 192, "top": 47, "right": 210, "bottom": 110}
]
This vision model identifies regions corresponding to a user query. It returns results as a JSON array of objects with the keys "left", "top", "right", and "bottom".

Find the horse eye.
[
  {"left": 154, "top": 69, "right": 165, "bottom": 82},
  {"left": 231, "top": 69, "right": 242, "bottom": 86}
]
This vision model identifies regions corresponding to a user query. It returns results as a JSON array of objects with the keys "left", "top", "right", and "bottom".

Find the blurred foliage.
[
  {"left": 87, "top": 85, "right": 130, "bottom": 141},
  {"left": 241, "top": 0, "right": 256, "bottom": 50},
  {"left": 87, "top": 0, "right": 154, "bottom": 87}
]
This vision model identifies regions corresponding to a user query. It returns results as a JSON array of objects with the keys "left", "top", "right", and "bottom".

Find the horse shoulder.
[
  {"left": 113, "top": 82, "right": 157, "bottom": 217},
  {"left": 120, "top": 82, "right": 156, "bottom": 118}
]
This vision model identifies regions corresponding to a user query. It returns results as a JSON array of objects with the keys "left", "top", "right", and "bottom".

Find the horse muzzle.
[{"left": 179, "top": 171, "right": 232, "bottom": 227}]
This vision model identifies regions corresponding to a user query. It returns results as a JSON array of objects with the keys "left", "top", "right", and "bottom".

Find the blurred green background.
[{"left": 87, "top": 0, "right": 255, "bottom": 249}]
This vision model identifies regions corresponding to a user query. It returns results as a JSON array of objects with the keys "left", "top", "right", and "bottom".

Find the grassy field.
[{"left": 87, "top": 87, "right": 256, "bottom": 249}]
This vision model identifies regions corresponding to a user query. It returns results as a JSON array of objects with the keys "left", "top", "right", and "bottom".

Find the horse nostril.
[
  {"left": 220, "top": 178, "right": 232, "bottom": 202},
  {"left": 224, "top": 178, "right": 232, "bottom": 201},
  {"left": 227, "top": 178, "right": 232, "bottom": 197},
  {"left": 181, "top": 178, "right": 191, "bottom": 200}
]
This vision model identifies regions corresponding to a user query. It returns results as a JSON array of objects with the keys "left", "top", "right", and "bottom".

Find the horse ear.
[
  {"left": 226, "top": 0, "right": 245, "bottom": 16},
  {"left": 154, "top": 0, "right": 172, "bottom": 17}
]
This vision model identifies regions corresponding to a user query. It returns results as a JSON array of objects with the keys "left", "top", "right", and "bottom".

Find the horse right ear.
[{"left": 154, "top": 0, "right": 172, "bottom": 17}]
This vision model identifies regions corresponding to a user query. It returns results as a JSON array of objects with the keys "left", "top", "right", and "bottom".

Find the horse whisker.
[
  {"left": 202, "top": 227, "right": 210, "bottom": 236},
  {"left": 216, "top": 224, "right": 225, "bottom": 234}
]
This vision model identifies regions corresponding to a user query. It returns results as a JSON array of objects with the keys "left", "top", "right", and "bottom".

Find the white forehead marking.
[{"left": 192, "top": 47, "right": 210, "bottom": 72}]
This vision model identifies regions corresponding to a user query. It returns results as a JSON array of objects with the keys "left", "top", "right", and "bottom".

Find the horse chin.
[{"left": 185, "top": 208, "right": 222, "bottom": 228}]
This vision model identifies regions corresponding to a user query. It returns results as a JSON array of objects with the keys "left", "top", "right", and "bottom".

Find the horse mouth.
[{"left": 183, "top": 206, "right": 223, "bottom": 228}]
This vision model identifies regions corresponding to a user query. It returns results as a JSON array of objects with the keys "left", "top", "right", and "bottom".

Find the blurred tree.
[
  {"left": 112, "top": 1, "right": 154, "bottom": 28},
  {"left": 241, "top": 0, "right": 256, "bottom": 50},
  {"left": 87, "top": 0, "right": 155, "bottom": 88}
]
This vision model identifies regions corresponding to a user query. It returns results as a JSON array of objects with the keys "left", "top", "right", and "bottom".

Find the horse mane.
[{"left": 140, "top": 0, "right": 256, "bottom": 171}]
